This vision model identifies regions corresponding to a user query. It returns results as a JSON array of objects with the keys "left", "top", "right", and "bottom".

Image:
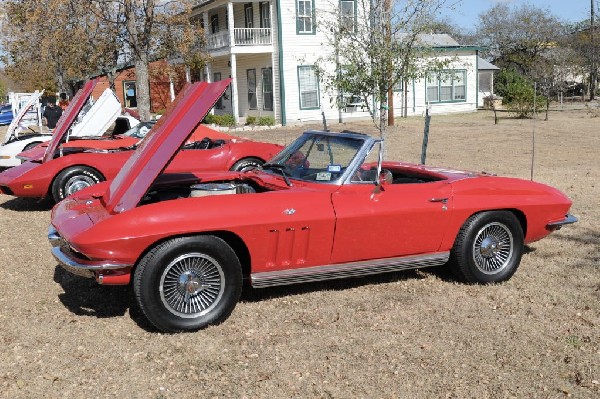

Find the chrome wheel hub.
[
  {"left": 472, "top": 222, "right": 514, "bottom": 274},
  {"left": 160, "top": 253, "right": 224, "bottom": 318},
  {"left": 65, "top": 175, "right": 96, "bottom": 195}
]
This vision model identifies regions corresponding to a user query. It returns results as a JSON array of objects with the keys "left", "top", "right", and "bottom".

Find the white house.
[
  {"left": 477, "top": 56, "right": 500, "bottom": 107},
  {"left": 191, "top": 0, "right": 481, "bottom": 125}
]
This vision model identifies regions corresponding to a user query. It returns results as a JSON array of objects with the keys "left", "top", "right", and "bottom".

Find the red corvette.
[
  {"left": 0, "top": 79, "right": 282, "bottom": 202},
  {"left": 48, "top": 81, "right": 577, "bottom": 333}
]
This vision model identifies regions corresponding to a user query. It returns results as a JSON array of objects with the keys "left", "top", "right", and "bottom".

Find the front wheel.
[
  {"left": 230, "top": 157, "right": 263, "bottom": 172},
  {"left": 449, "top": 211, "right": 524, "bottom": 283},
  {"left": 51, "top": 166, "right": 104, "bottom": 202},
  {"left": 134, "top": 236, "right": 242, "bottom": 333}
]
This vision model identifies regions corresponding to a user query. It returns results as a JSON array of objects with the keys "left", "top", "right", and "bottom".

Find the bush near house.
[
  {"left": 257, "top": 116, "right": 275, "bottom": 126},
  {"left": 246, "top": 116, "right": 275, "bottom": 126},
  {"left": 495, "top": 69, "right": 547, "bottom": 118},
  {"left": 203, "top": 114, "right": 235, "bottom": 127}
]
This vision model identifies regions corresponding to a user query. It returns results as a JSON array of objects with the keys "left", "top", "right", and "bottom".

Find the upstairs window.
[
  {"left": 297, "top": 0, "right": 315, "bottom": 34},
  {"left": 340, "top": 0, "right": 356, "bottom": 32}
]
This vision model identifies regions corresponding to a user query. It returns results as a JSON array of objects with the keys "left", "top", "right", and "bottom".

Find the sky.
[{"left": 440, "top": 0, "right": 593, "bottom": 32}]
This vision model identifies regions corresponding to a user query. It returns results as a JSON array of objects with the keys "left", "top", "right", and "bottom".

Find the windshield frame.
[{"left": 263, "top": 130, "right": 381, "bottom": 185}]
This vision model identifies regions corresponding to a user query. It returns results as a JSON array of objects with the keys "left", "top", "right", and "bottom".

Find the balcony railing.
[
  {"left": 206, "top": 28, "right": 272, "bottom": 50},
  {"left": 206, "top": 31, "right": 229, "bottom": 50},
  {"left": 233, "top": 28, "right": 272, "bottom": 46}
]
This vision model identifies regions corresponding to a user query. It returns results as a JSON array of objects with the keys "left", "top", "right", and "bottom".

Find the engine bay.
[{"left": 140, "top": 179, "right": 268, "bottom": 205}]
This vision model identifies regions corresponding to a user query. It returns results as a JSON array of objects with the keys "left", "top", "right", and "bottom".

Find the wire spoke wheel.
[
  {"left": 472, "top": 222, "right": 514, "bottom": 274},
  {"left": 64, "top": 175, "right": 97, "bottom": 196},
  {"left": 159, "top": 253, "right": 225, "bottom": 318}
]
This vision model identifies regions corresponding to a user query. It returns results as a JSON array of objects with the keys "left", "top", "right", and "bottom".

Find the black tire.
[
  {"left": 133, "top": 236, "right": 242, "bottom": 333},
  {"left": 51, "top": 166, "right": 104, "bottom": 202},
  {"left": 230, "top": 157, "right": 263, "bottom": 172},
  {"left": 449, "top": 211, "right": 524, "bottom": 283}
]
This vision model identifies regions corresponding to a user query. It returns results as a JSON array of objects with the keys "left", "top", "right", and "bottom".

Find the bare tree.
[
  {"left": 1, "top": 0, "right": 113, "bottom": 93},
  {"left": 476, "top": 3, "right": 564, "bottom": 78},
  {"left": 91, "top": 1, "right": 199, "bottom": 121},
  {"left": 315, "top": 0, "right": 456, "bottom": 138}
]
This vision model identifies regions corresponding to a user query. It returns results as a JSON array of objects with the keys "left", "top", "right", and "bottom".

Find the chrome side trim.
[
  {"left": 51, "top": 246, "right": 133, "bottom": 278},
  {"left": 547, "top": 214, "right": 578, "bottom": 228},
  {"left": 251, "top": 252, "right": 449, "bottom": 288}
]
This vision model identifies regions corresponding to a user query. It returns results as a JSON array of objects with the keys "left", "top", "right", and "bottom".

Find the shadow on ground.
[
  {"left": 0, "top": 196, "right": 54, "bottom": 211},
  {"left": 53, "top": 266, "right": 158, "bottom": 332}
]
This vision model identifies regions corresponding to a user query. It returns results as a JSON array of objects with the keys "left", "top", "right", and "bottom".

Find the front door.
[{"left": 330, "top": 143, "right": 453, "bottom": 263}]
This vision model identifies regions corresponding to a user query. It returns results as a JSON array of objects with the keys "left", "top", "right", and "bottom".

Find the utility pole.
[
  {"left": 591, "top": 0, "right": 596, "bottom": 100},
  {"left": 385, "top": 0, "right": 394, "bottom": 126}
]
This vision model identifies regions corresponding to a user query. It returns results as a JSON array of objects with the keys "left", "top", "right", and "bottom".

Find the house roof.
[
  {"left": 478, "top": 57, "right": 499, "bottom": 70},
  {"left": 394, "top": 33, "right": 479, "bottom": 51},
  {"left": 394, "top": 33, "right": 458, "bottom": 47}
]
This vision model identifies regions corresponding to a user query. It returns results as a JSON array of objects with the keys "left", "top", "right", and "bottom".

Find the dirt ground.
[{"left": 0, "top": 108, "right": 598, "bottom": 398}]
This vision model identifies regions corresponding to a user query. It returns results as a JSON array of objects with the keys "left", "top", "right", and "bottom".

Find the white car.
[{"left": 0, "top": 88, "right": 139, "bottom": 168}]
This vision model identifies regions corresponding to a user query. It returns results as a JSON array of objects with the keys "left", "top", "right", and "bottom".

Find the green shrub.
[
  {"left": 496, "top": 69, "right": 546, "bottom": 118},
  {"left": 202, "top": 114, "right": 216, "bottom": 124},
  {"left": 246, "top": 115, "right": 257, "bottom": 125},
  {"left": 257, "top": 116, "right": 275, "bottom": 126},
  {"left": 216, "top": 114, "right": 235, "bottom": 126},
  {"left": 202, "top": 113, "right": 235, "bottom": 126}
]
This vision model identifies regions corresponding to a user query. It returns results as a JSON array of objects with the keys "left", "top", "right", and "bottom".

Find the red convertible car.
[
  {"left": 48, "top": 81, "right": 577, "bottom": 333},
  {"left": 0, "top": 79, "right": 282, "bottom": 202}
]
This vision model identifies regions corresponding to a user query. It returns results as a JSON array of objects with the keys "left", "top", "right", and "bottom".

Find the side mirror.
[
  {"left": 372, "top": 169, "right": 393, "bottom": 195},
  {"left": 379, "top": 169, "right": 393, "bottom": 185}
]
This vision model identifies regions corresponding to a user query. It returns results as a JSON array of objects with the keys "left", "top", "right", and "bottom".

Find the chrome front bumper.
[
  {"left": 546, "top": 214, "right": 578, "bottom": 230},
  {"left": 48, "top": 225, "right": 133, "bottom": 278}
]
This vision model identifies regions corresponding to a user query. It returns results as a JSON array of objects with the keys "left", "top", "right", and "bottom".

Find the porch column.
[
  {"left": 227, "top": 2, "right": 234, "bottom": 47},
  {"left": 169, "top": 75, "right": 175, "bottom": 101},
  {"left": 205, "top": 63, "right": 213, "bottom": 114},
  {"left": 203, "top": 12, "right": 209, "bottom": 38},
  {"left": 230, "top": 54, "right": 239, "bottom": 124},
  {"left": 270, "top": 2, "right": 278, "bottom": 122}
]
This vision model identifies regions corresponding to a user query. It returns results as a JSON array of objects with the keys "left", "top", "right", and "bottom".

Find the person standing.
[
  {"left": 43, "top": 98, "right": 62, "bottom": 130},
  {"left": 58, "top": 93, "right": 70, "bottom": 110}
]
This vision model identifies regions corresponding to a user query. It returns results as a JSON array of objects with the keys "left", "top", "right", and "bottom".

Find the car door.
[
  {"left": 330, "top": 181, "right": 453, "bottom": 264},
  {"left": 330, "top": 142, "right": 453, "bottom": 264}
]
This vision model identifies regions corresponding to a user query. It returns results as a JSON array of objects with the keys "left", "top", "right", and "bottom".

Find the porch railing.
[
  {"left": 206, "top": 28, "right": 272, "bottom": 50},
  {"left": 233, "top": 28, "right": 272, "bottom": 46},
  {"left": 206, "top": 31, "right": 229, "bottom": 50}
]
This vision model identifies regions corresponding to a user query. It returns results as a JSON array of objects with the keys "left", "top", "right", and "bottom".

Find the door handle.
[{"left": 429, "top": 197, "right": 448, "bottom": 204}]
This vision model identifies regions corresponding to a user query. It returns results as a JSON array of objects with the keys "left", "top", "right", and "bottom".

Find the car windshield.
[
  {"left": 122, "top": 122, "right": 155, "bottom": 139},
  {"left": 263, "top": 133, "right": 365, "bottom": 183}
]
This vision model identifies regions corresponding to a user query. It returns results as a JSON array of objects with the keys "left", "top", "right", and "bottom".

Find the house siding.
[{"left": 193, "top": 0, "right": 478, "bottom": 125}]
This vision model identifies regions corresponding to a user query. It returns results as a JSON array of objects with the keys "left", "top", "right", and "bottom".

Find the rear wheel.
[
  {"left": 449, "top": 211, "right": 524, "bottom": 283},
  {"left": 51, "top": 166, "right": 104, "bottom": 202},
  {"left": 134, "top": 236, "right": 242, "bottom": 333},
  {"left": 230, "top": 157, "right": 263, "bottom": 172}
]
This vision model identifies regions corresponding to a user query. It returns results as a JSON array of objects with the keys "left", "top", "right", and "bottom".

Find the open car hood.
[
  {"left": 105, "top": 79, "right": 232, "bottom": 214},
  {"left": 3, "top": 90, "right": 44, "bottom": 144},
  {"left": 68, "top": 88, "right": 122, "bottom": 138},
  {"left": 42, "top": 79, "right": 98, "bottom": 163}
]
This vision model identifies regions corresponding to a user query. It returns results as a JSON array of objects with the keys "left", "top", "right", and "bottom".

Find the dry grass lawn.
[{"left": 0, "top": 108, "right": 598, "bottom": 398}]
